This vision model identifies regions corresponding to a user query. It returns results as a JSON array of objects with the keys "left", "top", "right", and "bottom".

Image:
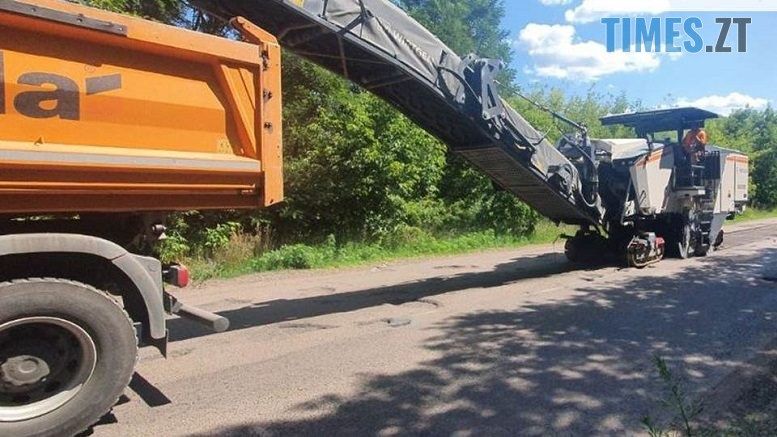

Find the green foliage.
[
  {"left": 394, "top": 0, "right": 528, "bottom": 231},
  {"left": 158, "top": 213, "right": 247, "bottom": 261},
  {"left": 753, "top": 149, "right": 777, "bottom": 207},
  {"left": 731, "top": 206, "right": 777, "bottom": 223},
  {"left": 275, "top": 57, "right": 448, "bottom": 241},
  {"left": 252, "top": 235, "right": 338, "bottom": 271},
  {"left": 202, "top": 222, "right": 242, "bottom": 253}
]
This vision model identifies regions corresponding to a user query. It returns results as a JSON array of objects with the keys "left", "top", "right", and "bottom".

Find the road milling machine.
[
  {"left": 0, "top": 0, "right": 748, "bottom": 435},
  {"left": 194, "top": 0, "right": 749, "bottom": 267}
]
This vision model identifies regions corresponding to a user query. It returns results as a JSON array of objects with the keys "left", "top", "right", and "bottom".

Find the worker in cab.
[{"left": 682, "top": 124, "right": 708, "bottom": 164}]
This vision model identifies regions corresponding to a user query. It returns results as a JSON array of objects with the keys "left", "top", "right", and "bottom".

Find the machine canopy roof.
[{"left": 600, "top": 107, "right": 719, "bottom": 134}]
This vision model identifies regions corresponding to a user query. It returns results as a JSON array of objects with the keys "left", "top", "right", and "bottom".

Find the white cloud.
[
  {"left": 539, "top": 0, "right": 573, "bottom": 5},
  {"left": 518, "top": 23, "right": 661, "bottom": 81},
  {"left": 676, "top": 92, "right": 769, "bottom": 116},
  {"left": 565, "top": 0, "right": 777, "bottom": 23}
]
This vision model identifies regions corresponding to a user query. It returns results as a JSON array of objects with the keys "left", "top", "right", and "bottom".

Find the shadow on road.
[
  {"left": 187, "top": 247, "right": 777, "bottom": 436},
  {"left": 169, "top": 252, "right": 603, "bottom": 342}
]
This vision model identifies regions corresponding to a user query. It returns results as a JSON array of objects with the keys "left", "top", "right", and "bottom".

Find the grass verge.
[
  {"left": 731, "top": 207, "right": 777, "bottom": 223},
  {"left": 187, "top": 221, "right": 572, "bottom": 280},
  {"left": 187, "top": 208, "right": 777, "bottom": 281}
]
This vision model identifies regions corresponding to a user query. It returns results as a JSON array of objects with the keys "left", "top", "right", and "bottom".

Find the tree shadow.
[
  {"left": 169, "top": 252, "right": 604, "bottom": 341},
  {"left": 189, "top": 247, "right": 777, "bottom": 436}
]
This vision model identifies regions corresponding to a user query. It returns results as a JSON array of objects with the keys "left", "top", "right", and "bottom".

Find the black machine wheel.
[
  {"left": 564, "top": 231, "right": 608, "bottom": 264},
  {"left": 0, "top": 279, "right": 137, "bottom": 437},
  {"left": 564, "top": 237, "right": 583, "bottom": 263}
]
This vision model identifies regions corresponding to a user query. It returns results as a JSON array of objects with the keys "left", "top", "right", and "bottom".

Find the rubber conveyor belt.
[{"left": 193, "top": 0, "right": 600, "bottom": 225}]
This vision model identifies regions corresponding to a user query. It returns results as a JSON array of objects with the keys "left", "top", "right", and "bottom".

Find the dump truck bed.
[{"left": 0, "top": 0, "right": 283, "bottom": 215}]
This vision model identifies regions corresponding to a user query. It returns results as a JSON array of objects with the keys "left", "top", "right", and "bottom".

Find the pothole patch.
[
  {"left": 400, "top": 298, "right": 441, "bottom": 310},
  {"left": 278, "top": 322, "right": 338, "bottom": 331},
  {"left": 170, "top": 347, "right": 194, "bottom": 358},
  {"left": 383, "top": 318, "right": 412, "bottom": 328}
]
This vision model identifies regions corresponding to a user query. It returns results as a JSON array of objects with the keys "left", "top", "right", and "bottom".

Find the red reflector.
[
  {"left": 175, "top": 265, "right": 190, "bottom": 288},
  {"left": 165, "top": 264, "right": 190, "bottom": 288}
]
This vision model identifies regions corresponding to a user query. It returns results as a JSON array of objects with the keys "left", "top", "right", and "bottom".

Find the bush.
[
  {"left": 158, "top": 231, "right": 190, "bottom": 264},
  {"left": 202, "top": 222, "right": 241, "bottom": 255},
  {"left": 252, "top": 244, "right": 321, "bottom": 270},
  {"left": 251, "top": 235, "right": 337, "bottom": 270},
  {"left": 274, "top": 72, "right": 448, "bottom": 242},
  {"left": 478, "top": 191, "right": 539, "bottom": 236}
]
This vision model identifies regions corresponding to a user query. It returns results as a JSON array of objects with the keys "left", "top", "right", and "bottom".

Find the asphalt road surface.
[{"left": 91, "top": 219, "right": 777, "bottom": 436}]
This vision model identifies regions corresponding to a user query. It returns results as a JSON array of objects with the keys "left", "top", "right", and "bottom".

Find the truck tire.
[{"left": 0, "top": 279, "right": 137, "bottom": 437}]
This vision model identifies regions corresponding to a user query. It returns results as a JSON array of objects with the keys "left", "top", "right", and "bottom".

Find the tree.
[
  {"left": 753, "top": 149, "right": 777, "bottom": 207},
  {"left": 390, "top": 0, "right": 544, "bottom": 234},
  {"left": 270, "top": 55, "right": 448, "bottom": 242}
]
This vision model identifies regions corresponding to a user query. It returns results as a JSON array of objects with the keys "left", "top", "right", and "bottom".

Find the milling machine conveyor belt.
[{"left": 193, "top": 0, "right": 600, "bottom": 225}]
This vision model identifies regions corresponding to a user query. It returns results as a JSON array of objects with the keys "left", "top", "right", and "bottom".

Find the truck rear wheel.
[{"left": 0, "top": 279, "right": 137, "bottom": 437}]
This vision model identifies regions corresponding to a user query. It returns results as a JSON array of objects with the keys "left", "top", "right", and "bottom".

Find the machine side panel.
[
  {"left": 732, "top": 155, "right": 749, "bottom": 205},
  {"left": 720, "top": 153, "right": 737, "bottom": 212},
  {"left": 630, "top": 147, "right": 675, "bottom": 215}
]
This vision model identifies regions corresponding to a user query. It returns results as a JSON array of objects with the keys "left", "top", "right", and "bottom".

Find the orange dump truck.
[{"left": 0, "top": 1, "right": 282, "bottom": 435}]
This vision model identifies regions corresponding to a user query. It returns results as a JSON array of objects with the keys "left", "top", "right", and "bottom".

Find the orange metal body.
[{"left": 0, "top": 0, "right": 283, "bottom": 214}]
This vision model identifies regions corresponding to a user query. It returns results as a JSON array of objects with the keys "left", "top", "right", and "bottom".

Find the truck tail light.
[{"left": 164, "top": 264, "right": 190, "bottom": 288}]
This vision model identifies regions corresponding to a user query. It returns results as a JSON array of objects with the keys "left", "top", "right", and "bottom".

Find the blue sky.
[{"left": 501, "top": 1, "right": 777, "bottom": 115}]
